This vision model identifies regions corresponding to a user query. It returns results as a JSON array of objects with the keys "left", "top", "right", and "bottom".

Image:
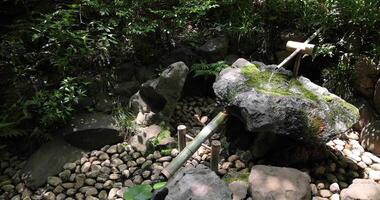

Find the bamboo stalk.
[
  {"left": 177, "top": 125, "right": 186, "bottom": 151},
  {"left": 277, "top": 27, "right": 322, "bottom": 69},
  {"left": 210, "top": 140, "right": 221, "bottom": 172},
  {"left": 162, "top": 112, "right": 228, "bottom": 178},
  {"left": 185, "top": 134, "right": 211, "bottom": 150}
]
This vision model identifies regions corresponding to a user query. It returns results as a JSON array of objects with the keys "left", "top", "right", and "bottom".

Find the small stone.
[
  {"left": 108, "top": 188, "right": 118, "bottom": 199},
  {"left": 133, "top": 175, "right": 143, "bottom": 184},
  {"left": 127, "top": 160, "right": 137, "bottom": 167},
  {"left": 59, "top": 170, "right": 71, "bottom": 181},
  {"left": 47, "top": 176, "right": 62, "bottom": 186},
  {"left": 85, "top": 178, "right": 96, "bottom": 186},
  {"left": 1, "top": 184, "right": 14, "bottom": 192},
  {"left": 314, "top": 166, "right": 326, "bottom": 176},
  {"left": 111, "top": 158, "right": 123, "bottom": 167},
  {"left": 98, "top": 190, "right": 107, "bottom": 199},
  {"left": 157, "top": 156, "right": 172, "bottom": 162},
  {"left": 222, "top": 162, "right": 232, "bottom": 170},
  {"left": 333, "top": 139, "right": 345, "bottom": 146},
  {"left": 82, "top": 186, "right": 98, "bottom": 196},
  {"left": 109, "top": 174, "right": 120, "bottom": 180},
  {"left": 98, "top": 153, "right": 109, "bottom": 161},
  {"left": 317, "top": 182, "right": 326, "bottom": 189},
  {"left": 43, "top": 191, "right": 55, "bottom": 200},
  {"left": 362, "top": 154, "right": 373, "bottom": 165},
  {"left": 343, "top": 149, "right": 352, "bottom": 156},
  {"left": 153, "top": 151, "right": 161, "bottom": 159},
  {"left": 106, "top": 145, "right": 117, "bottom": 154},
  {"left": 56, "top": 193, "right": 66, "bottom": 200},
  {"left": 54, "top": 185, "right": 64, "bottom": 193},
  {"left": 136, "top": 157, "right": 146, "bottom": 165},
  {"left": 335, "top": 145, "right": 344, "bottom": 151},
  {"left": 370, "top": 163, "right": 380, "bottom": 170},
  {"left": 142, "top": 171, "right": 151, "bottom": 179},
  {"left": 235, "top": 160, "right": 245, "bottom": 170},
  {"left": 82, "top": 162, "right": 92, "bottom": 173},
  {"left": 330, "top": 193, "right": 340, "bottom": 200},
  {"left": 320, "top": 189, "right": 332, "bottom": 198},
  {"left": 310, "top": 184, "right": 318, "bottom": 195},
  {"left": 66, "top": 188, "right": 76, "bottom": 196},
  {"left": 141, "top": 160, "right": 153, "bottom": 170},
  {"left": 329, "top": 183, "right": 340, "bottom": 193},
  {"left": 103, "top": 180, "right": 113, "bottom": 189},
  {"left": 132, "top": 152, "right": 141, "bottom": 159},
  {"left": 358, "top": 161, "right": 368, "bottom": 169},
  {"left": 368, "top": 170, "right": 380, "bottom": 180},
  {"left": 62, "top": 182, "right": 75, "bottom": 189},
  {"left": 171, "top": 149, "right": 179, "bottom": 157},
  {"left": 346, "top": 132, "right": 359, "bottom": 140}
]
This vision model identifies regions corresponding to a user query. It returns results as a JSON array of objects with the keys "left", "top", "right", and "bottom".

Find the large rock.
[
  {"left": 63, "top": 112, "right": 122, "bottom": 150},
  {"left": 340, "top": 179, "right": 380, "bottom": 200},
  {"left": 353, "top": 98, "right": 377, "bottom": 131},
  {"left": 360, "top": 120, "right": 380, "bottom": 155},
  {"left": 248, "top": 165, "right": 311, "bottom": 200},
  {"left": 164, "top": 165, "right": 232, "bottom": 200},
  {"left": 129, "top": 62, "right": 189, "bottom": 125},
  {"left": 21, "top": 137, "right": 84, "bottom": 189},
  {"left": 353, "top": 57, "right": 380, "bottom": 98},
  {"left": 213, "top": 58, "right": 359, "bottom": 158}
]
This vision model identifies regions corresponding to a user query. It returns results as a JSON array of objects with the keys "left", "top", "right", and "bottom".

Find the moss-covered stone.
[
  {"left": 223, "top": 168, "right": 250, "bottom": 184},
  {"left": 241, "top": 65, "right": 318, "bottom": 101}
]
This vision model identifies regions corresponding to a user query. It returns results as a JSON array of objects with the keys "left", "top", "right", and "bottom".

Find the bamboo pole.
[
  {"left": 210, "top": 140, "right": 221, "bottom": 172},
  {"left": 185, "top": 134, "right": 211, "bottom": 150},
  {"left": 277, "top": 28, "right": 322, "bottom": 69},
  {"left": 177, "top": 125, "right": 186, "bottom": 151},
  {"left": 162, "top": 112, "right": 228, "bottom": 178}
]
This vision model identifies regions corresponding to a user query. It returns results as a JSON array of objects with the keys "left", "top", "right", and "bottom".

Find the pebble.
[
  {"left": 329, "top": 183, "right": 340, "bottom": 193},
  {"left": 330, "top": 193, "right": 340, "bottom": 200},
  {"left": 368, "top": 170, "right": 380, "bottom": 181},
  {"left": 319, "top": 189, "right": 332, "bottom": 198}
]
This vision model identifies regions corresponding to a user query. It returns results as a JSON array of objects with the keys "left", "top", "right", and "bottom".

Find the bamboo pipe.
[
  {"left": 162, "top": 112, "right": 228, "bottom": 178},
  {"left": 277, "top": 27, "right": 322, "bottom": 69},
  {"left": 185, "top": 134, "right": 211, "bottom": 150}
]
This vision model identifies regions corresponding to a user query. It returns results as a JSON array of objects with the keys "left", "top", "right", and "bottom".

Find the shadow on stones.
[{"left": 140, "top": 86, "right": 167, "bottom": 113}]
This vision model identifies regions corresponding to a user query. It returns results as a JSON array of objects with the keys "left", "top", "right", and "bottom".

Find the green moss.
[
  {"left": 241, "top": 65, "right": 318, "bottom": 101},
  {"left": 160, "top": 148, "right": 172, "bottom": 156},
  {"left": 340, "top": 100, "right": 359, "bottom": 116},
  {"left": 223, "top": 168, "right": 250, "bottom": 184},
  {"left": 322, "top": 95, "right": 334, "bottom": 102}
]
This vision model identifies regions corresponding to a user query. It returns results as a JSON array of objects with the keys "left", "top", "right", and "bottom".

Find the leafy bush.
[{"left": 192, "top": 61, "right": 229, "bottom": 77}]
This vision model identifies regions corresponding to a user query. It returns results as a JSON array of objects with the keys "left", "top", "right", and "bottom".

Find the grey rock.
[
  {"left": 129, "top": 61, "right": 189, "bottom": 126},
  {"left": 63, "top": 162, "right": 77, "bottom": 171},
  {"left": 59, "top": 169, "right": 71, "bottom": 182},
  {"left": 21, "top": 137, "right": 84, "bottom": 189},
  {"left": 63, "top": 112, "right": 122, "bottom": 150},
  {"left": 353, "top": 57, "right": 380, "bottom": 98},
  {"left": 197, "top": 36, "right": 229, "bottom": 62},
  {"left": 213, "top": 59, "right": 359, "bottom": 159},
  {"left": 248, "top": 165, "right": 311, "bottom": 200},
  {"left": 165, "top": 164, "right": 231, "bottom": 200},
  {"left": 229, "top": 181, "right": 248, "bottom": 200}
]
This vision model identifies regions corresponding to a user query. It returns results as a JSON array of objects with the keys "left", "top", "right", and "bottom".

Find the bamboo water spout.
[{"left": 161, "top": 111, "right": 228, "bottom": 178}]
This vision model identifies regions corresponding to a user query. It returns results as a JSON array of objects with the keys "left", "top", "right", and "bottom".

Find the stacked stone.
[
  {"left": 171, "top": 97, "right": 219, "bottom": 130},
  {"left": 310, "top": 130, "right": 380, "bottom": 200},
  {"left": 0, "top": 153, "right": 29, "bottom": 200}
]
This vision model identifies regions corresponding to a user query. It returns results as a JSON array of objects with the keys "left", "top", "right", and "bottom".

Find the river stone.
[
  {"left": 340, "top": 179, "right": 380, "bottom": 200},
  {"left": 213, "top": 59, "right": 359, "bottom": 157},
  {"left": 360, "top": 120, "right": 380, "bottom": 156},
  {"left": 129, "top": 61, "right": 189, "bottom": 125},
  {"left": 21, "top": 137, "right": 84, "bottom": 189},
  {"left": 165, "top": 164, "right": 232, "bottom": 200},
  {"left": 248, "top": 165, "right": 311, "bottom": 200},
  {"left": 63, "top": 112, "right": 122, "bottom": 150}
]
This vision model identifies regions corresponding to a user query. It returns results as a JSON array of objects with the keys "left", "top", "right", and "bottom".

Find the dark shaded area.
[
  {"left": 140, "top": 86, "right": 167, "bottom": 113},
  {"left": 63, "top": 128, "right": 122, "bottom": 150}
]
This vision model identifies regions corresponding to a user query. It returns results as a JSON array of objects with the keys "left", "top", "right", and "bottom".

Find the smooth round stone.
[
  {"left": 330, "top": 193, "right": 340, "bottom": 200},
  {"left": 329, "top": 163, "right": 337, "bottom": 172},
  {"left": 317, "top": 182, "right": 326, "bottom": 189},
  {"left": 370, "top": 163, "right": 380, "bottom": 170},
  {"left": 310, "top": 184, "right": 318, "bottom": 195},
  {"left": 333, "top": 139, "right": 345, "bottom": 146},
  {"left": 362, "top": 154, "right": 373, "bottom": 165},
  {"left": 368, "top": 170, "right": 380, "bottom": 181},
  {"left": 347, "top": 154, "right": 361, "bottom": 162},
  {"left": 136, "top": 157, "right": 146, "bottom": 165},
  {"left": 346, "top": 132, "right": 359, "bottom": 140},
  {"left": 319, "top": 189, "right": 332, "bottom": 198},
  {"left": 326, "top": 141, "right": 335, "bottom": 147},
  {"left": 335, "top": 145, "right": 344, "bottom": 151},
  {"left": 63, "top": 163, "right": 77, "bottom": 171},
  {"left": 171, "top": 149, "right": 179, "bottom": 157},
  {"left": 357, "top": 161, "right": 368, "bottom": 169},
  {"left": 352, "top": 149, "right": 362, "bottom": 156},
  {"left": 329, "top": 183, "right": 340, "bottom": 193}
]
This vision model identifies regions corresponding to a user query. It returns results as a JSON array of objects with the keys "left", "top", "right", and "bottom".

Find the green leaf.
[
  {"left": 123, "top": 184, "right": 153, "bottom": 200},
  {"left": 153, "top": 182, "right": 166, "bottom": 190}
]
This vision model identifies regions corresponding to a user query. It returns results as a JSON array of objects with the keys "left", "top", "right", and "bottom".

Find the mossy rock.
[{"left": 213, "top": 58, "right": 359, "bottom": 147}]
